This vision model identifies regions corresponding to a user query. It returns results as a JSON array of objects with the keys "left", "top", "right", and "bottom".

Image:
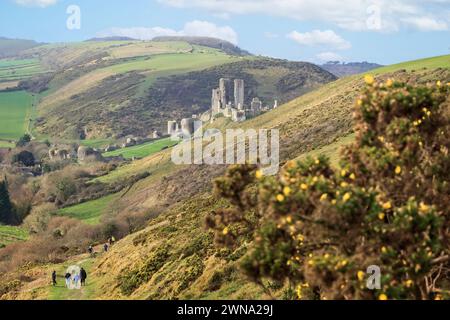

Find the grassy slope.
[
  {"left": 0, "top": 58, "right": 43, "bottom": 82},
  {"left": 0, "top": 90, "right": 33, "bottom": 140},
  {"left": 102, "top": 137, "right": 178, "bottom": 159},
  {"left": 38, "top": 47, "right": 242, "bottom": 113},
  {"left": 0, "top": 225, "right": 28, "bottom": 247},
  {"left": 56, "top": 193, "right": 121, "bottom": 225}
]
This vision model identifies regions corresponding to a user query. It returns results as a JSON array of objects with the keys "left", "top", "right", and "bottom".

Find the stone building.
[{"left": 234, "top": 79, "right": 245, "bottom": 110}]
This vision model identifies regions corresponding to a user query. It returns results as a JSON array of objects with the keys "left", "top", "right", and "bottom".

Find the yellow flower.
[
  {"left": 357, "top": 271, "right": 365, "bottom": 281},
  {"left": 381, "top": 246, "right": 388, "bottom": 254},
  {"left": 435, "top": 294, "right": 443, "bottom": 300},
  {"left": 332, "top": 199, "right": 337, "bottom": 205},
  {"left": 341, "top": 169, "right": 347, "bottom": 177},
  {"left": 395, "top": 166, "right": 402, "bottom": 175},
  {"left": 386, "top": 79, "right": 393, "bottom": 87},
  {"left": 349, "top": 173, "right": 356, "bottom": 180},
  {"left": 419, "top": 202, "right": 430, "bottom": 214},
  {"left": 255, "top": 170, "right": 263, "bottom": 179},
  {"left": 436, "top": 80, "right": 441, "bottom": 87},
  {"left": 341, "top": 182, "right": 349, "bottom": 188},
  {"left": 343, "top": 192, "right": 351, "bottom": 202},
  {"left": 378, "top": 212, "right": 386, "bottom": 220},
  {"left": 320, "top": 193, "right": 328, "bottom": 202},
  {"left": 300, "top": 183, "right": 308, "bottom": 190},
  {"left": 324, "top": 254, "right": 330, "bottom": 259},
  {"left": 296, "top": 285, "right": 303, "bottom": 300},
  {"left": 364, "top": 74, "right": 375, "bottom": 85},
  {"left": 315, "top": 159, "right": 321, "bottom": 165},
  {"left": 276, "top": 194, "right": 285, "bottom": 202},
  {"left": 405, "top": 280, "right": 414, "bottom": 288},
  {"left": 378, "top": 294, "right": 388, "bottom": 301},
  {"left": 357, "top": 99, "right": 363, "bottom": 106},
  {"left": 286, "top": 216, "right": 293, "bottom": 224},
  {"left": 283, "top": 186, "right": 292, "bottom": 196},
  {"left": 382, "top": 201, "right": 392, "bottom": 210},
  {"left": 222, "top": 227, "right": 229, "bottom": 235}
]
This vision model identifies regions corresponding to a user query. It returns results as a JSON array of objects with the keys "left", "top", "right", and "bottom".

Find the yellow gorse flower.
[
  {"left": 386, "top": 79, "right": 393, "bottom": 87},
  {"left": 222, "top": 227, "right": 229, "bottom": 235},
  {"left": 382, "top": 201, "right": 392, "bottom": 210},
  {"left": 255, "top": 170, "right": 263, "bottom": 179},
  {"left": 276, "top": 194, "right": 285, "bottom": 202},
  {"left": 364, "top": 74, "right": 375, "bottom": 85},
  {"left": 395, "top": 166, "right": 402, "bottom": 175},
  {"left": 378, "top": 294, "right": 388, "bottom": 300},
  {"left": 320, "top": 193, "right": 328, "bottom": 202},
  {"left": 357, "top": 271, "right": 365, "bottom": 281},
  {"left": 283, "top": 186, "right": 292, "bottom": 196},
  {"left": 300, "top": 183, "right": 308, "bottom": 190},
  {"left": 343, "top": 192, "right": 351, "bottom": 202}
]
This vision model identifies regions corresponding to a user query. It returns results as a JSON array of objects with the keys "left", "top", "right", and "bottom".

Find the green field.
[
  {"left": 0, "top": 90, "right": 33, "bottom": 140},
  {"left": 373, "top": 54, "right": 450, "bottom": 74},
  {"left": 0, "top": 225, "right": 28, "bottom": 247},
  {"left": 0, "top": 58, "right": 43, "bottom": 82},
  {"left": 103, "top": 137, "right": 178, "bottom": 159},
  {"left": 56, "top": 193, "right": 120, "bottom": 225}
]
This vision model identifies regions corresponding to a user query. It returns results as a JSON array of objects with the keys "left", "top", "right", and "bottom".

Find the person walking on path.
[
  {"left": 104, "top": 243, "right": 109, "bottom": 252},
  {"left": 65, "top": 272, "right": 72, "bottom": 288},
  {"left": 51, "top": 271, "right": 57, "bottom": 286},
  {"left": 80, "top": 267, "right": 87, "bottom": 286},
  {"left": 88, "top": 245, "right": 94, "bottom": 255}
]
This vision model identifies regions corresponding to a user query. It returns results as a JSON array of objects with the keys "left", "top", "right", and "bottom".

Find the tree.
[
  {"left": 12, "top": 150, "right": 35, "bottom": 167},
  {"left": 16, "top": 134, "right": 31, "bottom": 147},
  {"left": 208, "top": 79, "right": 450, "bottom": 300},
  {"left": 0, "top": 178, "right": 16, "bottom": 225}
]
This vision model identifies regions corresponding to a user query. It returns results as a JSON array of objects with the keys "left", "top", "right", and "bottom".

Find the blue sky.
[{"left": 1, "top": 0, "right": 450, "bottom": 65}]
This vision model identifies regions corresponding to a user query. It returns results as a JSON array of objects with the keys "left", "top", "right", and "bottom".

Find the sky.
[{"left": 1, "top": 0, "right": 450, "bottom": 65}]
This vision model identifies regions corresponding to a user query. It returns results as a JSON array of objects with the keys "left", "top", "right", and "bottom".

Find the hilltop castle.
[
  {"left": 167, "top": 78, "right": 279, "bottom": 135},
  {"left": 211, "top": 78, "right": 277, "bottom": 122}
]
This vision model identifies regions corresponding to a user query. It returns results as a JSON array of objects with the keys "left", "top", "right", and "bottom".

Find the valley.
[{"left": 0, "top": 35, "right": 449, "bottom": 300}]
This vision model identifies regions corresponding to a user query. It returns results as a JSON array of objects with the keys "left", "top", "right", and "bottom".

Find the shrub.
[
  {"left": 208, "top": 80, "right": 450, "bottom": 300},
  {"left": 118, "top": 245, "right": 170, "bottom": 296}
]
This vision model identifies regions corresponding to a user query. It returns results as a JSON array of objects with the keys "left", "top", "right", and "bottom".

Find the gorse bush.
[{"left": 207, "top": 79, "right": 450, "bottom": 300}]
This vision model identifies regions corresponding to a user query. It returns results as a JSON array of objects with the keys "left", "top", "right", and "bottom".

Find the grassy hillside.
[
  {"left": 57, "top": 193, "right": 121, "bottom": 225},
  {"left": 0, "top": 225, "right": 28, "bottom": 247},
  {"left": 0, "top": 59, "right": 44, "bottom": 82},
  {"left": 103, "top": 138, "right": 177, "bottom": 159},
  {"left": 1, "top": 54, "right": 449, "bottom": 300},
  {"left": 0, "top": 90, "right": 33, "bottom": 140}
]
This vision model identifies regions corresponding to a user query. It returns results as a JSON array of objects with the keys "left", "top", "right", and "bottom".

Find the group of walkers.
[
  {"left": 52, "top": 267, "right": 87, "bottom": 288},
  {"left": 51, "top": 237, "right": 116, "bottom": 288},
  {"left": 88, "top": 237, "right": 115, "bottom": 256}
]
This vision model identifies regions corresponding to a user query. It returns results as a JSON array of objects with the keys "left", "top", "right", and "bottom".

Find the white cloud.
[
  {"left": 96, "top": 20, "right": 238, "bottom": 44},
  {"left": 287, "top": 30, "right": 351, "bottom": 50},
  {"left": 401, "top": 17, "right": 448, "bottom": 31},
  {"left": 14, "top": 0, "right": 57, "bottom": 7},
  {"left": 158, "top": 0, "right": 450, "bottom": 32},
  {"left": 316, "top": 52, "right": 344, "bottom": 62}
]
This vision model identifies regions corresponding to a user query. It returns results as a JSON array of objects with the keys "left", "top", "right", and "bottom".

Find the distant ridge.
[
  {"left": 152, "top": 36, "right": 251, "bottom": 56},
  {"left": 86, "top": 36, "right": 138, "bottom": 42},
  {"left": 320, "top": 61, "right": 383, "bottom": 77},
  {"left": 0, "top": 37, "right": 43, "bottom": 58}
]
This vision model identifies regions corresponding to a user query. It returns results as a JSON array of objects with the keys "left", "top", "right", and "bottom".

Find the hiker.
[
  {"left": 65, "top": 272, "right": 72, "bottom": 288},
  {"left": 52, "top": 271, "right": 57, "bottom": 286},
  {"left": 104, "top": 243, "right": 109, "bottom": 252},
  {"left": 109, "top": 237, "right": 115, "bottom": 246},
  {"left": 73, "top": 273, "right": 80, "bottom": 287},
  {"left": 88, "top": 245, "right": 94, "bottom": 255},
  {"left": 80, "top": 267, "right": 87, "bottom": 286}
]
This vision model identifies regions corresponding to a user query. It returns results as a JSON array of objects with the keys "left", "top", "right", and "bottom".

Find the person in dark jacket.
[
  {"left": 80, "top": 267, "right": 87, "bottom": 286},
  {"left": 104, "top": 243, "right": 109, "bottom": 252},
  {"left": 65, "top": 272, "right": 72, "bottom": 288},
  {"left": 51, "top": 271, "right": 57, "bottom": 286}
]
